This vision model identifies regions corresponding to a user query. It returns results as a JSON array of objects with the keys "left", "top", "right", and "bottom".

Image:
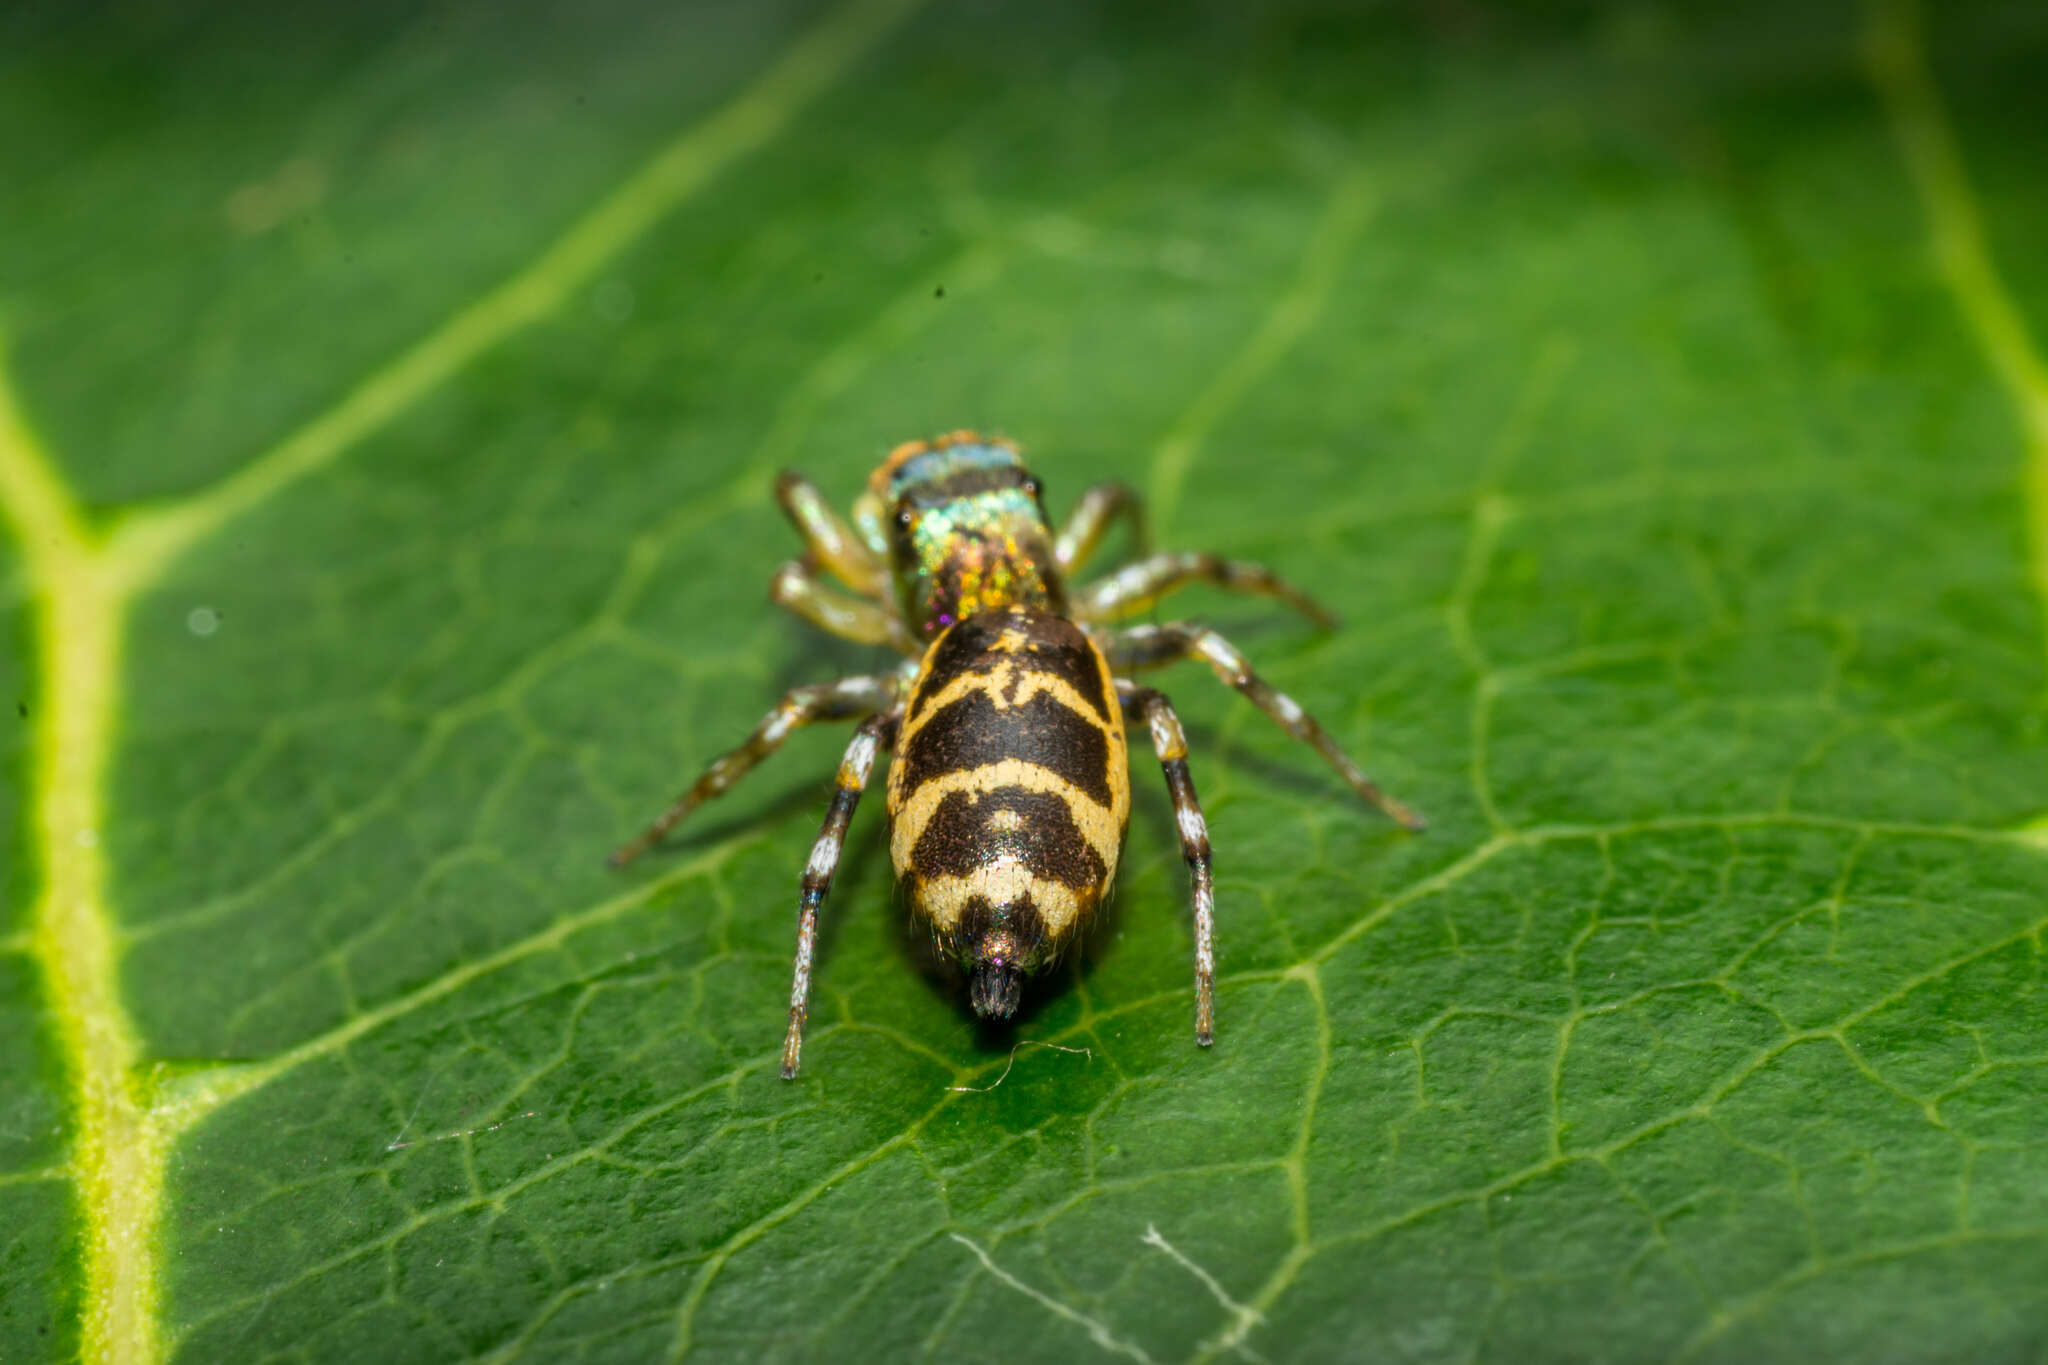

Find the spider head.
[{"left": 855, "top": 432, "right": 1064, "bottom": 637}]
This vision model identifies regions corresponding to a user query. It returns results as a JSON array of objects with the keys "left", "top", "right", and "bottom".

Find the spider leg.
[
  {"left": 607, "top": 674, "right": 899, "bottom": 867},
  {"left": 782, "top": 709, "right": 900, "bottom": 1078},
  {"left": 1076, "top": 551, "right": 1333, "bottom": 628},
  {"left": 1106, "top": 623, "right": 1425, "bottom": 831},
  {"left": 1119, "top": 683, "right": 1217, "bottom": 1046},
  {"left": 770, "top": 558, "right": 916, "bottom": 653},
  {"left": 1054, "top": 480, "right": 1148, "bottom": 575},
  {"left": 776, "top": 470, "right": 887, "bottom": 595}
]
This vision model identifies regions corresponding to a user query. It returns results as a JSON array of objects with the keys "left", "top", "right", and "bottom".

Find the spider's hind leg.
[
  {"left": 1120, "top": 683, "right": 1218, "bottom": 1046},
  {"left": 781, "top": 708, "right": 900, "bottom": 1078}
]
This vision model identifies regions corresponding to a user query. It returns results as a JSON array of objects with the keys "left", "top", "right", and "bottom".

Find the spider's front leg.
[
  {"left": 1107, "top": 623, "right": 1425, "bottom": 831},
  {"left": 1055, "top": 480, "right": 1149, "bottom": 575},
  {"left": 770, "top": 558, "right": 916, "bottom": 652},
  {"left": 776, "top": 470, "right": 887, "bottom": 595},
  {"left": 770, "top": 471, "right": 917, "bottom": 653},
  {"left": 1076, "top": 551, "right": 1333, "bottom": 628},
  {"left": 608, "top": 674, "right": 899, "bottom": 867},
  {"left": 1120, "top": 683, "right": 1218, "bottom": 1046},
  {"left": 782, "top": 709, "right": 900, "bottom": 1078}
]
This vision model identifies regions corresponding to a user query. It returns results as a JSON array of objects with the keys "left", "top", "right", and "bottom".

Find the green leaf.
[{"left": 5, "top": 0, "right": 2048, "bottom": 1360}]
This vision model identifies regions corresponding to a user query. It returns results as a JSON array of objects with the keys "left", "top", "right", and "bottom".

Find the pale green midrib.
[
  {"left": 0, "top": 335, "right": 166, "bottom": 1365},
  {"left": 0, "top": 1, "right": 932, "bottom": 1360},
  {"left": 1865, "top": 0, "right": 2048, "bottom": 647}
]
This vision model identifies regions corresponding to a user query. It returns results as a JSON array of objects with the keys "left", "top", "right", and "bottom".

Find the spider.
[{"left": 611, "top": 431, "right": 1422, "bottom": 1077}]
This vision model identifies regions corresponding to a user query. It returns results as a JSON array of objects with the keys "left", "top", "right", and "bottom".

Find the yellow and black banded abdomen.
[{"left": 887, "top": 606, "right": 1129, "bottom": 989}]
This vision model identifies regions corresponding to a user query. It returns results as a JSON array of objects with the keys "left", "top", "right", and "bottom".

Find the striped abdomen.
[{"left": 887, "top": 606, "right": 1129, "bottom": 1017}]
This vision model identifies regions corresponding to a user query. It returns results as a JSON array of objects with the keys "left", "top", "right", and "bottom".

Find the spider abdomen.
[{"left": 887, "top": 605, "right": 1130, "bottom": 1015}]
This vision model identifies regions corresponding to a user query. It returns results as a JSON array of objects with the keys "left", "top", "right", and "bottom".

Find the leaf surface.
[{"left": 4, "top": 0, "right": 2048, "bottom": 1360}]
